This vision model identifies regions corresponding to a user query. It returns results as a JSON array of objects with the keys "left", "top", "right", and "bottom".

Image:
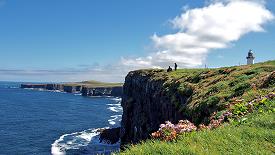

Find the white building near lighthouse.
[{"left": 246, "top": 50, "right": 255, "bottom": 65}]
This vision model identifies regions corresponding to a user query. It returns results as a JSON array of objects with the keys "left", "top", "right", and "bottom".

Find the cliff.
[
  {"left": 21, "top": 81, "right": 123, "bottom": 97},
  {"left": 120, "top": 60, "right": 275, "bottom": 145},
  {"left": 81, "top": 86, "right": 123, "bottom": 97}
]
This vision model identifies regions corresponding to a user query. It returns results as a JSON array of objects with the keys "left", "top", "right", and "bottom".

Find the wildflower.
[
  {"left": 247, "top": 102, "right": 253, "bottom": 106},
  {"left": 223, "top": 111, "right": 232, "bottom": 117},
  {"left": 198, "top": 124, "right": 208, "bottom": 130},
  {"left": 151, "top": 91, "right": 275, "bottom": 142}
]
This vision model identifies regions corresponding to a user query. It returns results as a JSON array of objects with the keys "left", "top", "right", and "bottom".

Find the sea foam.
[
  {"left": 108, "top": 115, "right": 122, "bottom": 125},
  {"left": 51, "top": 128, "right": 107, "bottom": 155},
  {"left": 51, "top": 97, "right": 123, "bottom": 155}
]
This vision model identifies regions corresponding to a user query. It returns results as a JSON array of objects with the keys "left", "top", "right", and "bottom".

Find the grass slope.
[
  {"left": 120, "top": 60, "right": 275, "bottom": 154},
  {"left": 121, "top": 108, "right": 275, "bottom": 155},
  {"left": 63, "top": 80, "right": 123, "bottom": 88},
  {"left": 134, "top": 60, "right": 275, "bottom": 124}
]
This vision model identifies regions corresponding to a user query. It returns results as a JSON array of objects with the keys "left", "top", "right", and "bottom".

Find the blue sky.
[{"left": 0, "top": 0, "right": 274, "bottom": 82}]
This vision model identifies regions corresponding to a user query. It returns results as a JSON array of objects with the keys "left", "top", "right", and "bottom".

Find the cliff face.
[
  {"left": 120, "top": 70, "right": 189, "bottom": 145},
  {"left": 120, "top": 61, "right": 275, "bottom": 145},
  {"left": 21, "top": 84, "right": 123, "bottom": 97},
  {"left": 81, "top": 86, "right": 123, "bottom": 97}
]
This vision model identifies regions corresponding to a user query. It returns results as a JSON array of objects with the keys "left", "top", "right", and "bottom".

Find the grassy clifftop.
[
  {"left": 63, "top": 80, "right": 123, "bottom": 88},
  {"left": 120, "top": 60, "right": 275, "bottom": 154},
  {"left": 134, "top": 60, "right": 275, "bottom": 124}
]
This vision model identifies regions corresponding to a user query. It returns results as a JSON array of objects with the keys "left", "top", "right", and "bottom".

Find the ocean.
[{"left": 0, "top": 81, "right": 122, "bottom": 155}]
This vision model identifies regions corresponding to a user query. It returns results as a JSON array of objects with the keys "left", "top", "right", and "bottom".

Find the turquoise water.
[{"left": 0, "top": 82, "right": 122, "bottom": 155}]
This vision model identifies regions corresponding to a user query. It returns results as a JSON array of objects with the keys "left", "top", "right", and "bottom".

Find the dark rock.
[
  {"left": 120, "top": 70, "right": 189, "bottom": 146},
  {"left": 81, "top": 86, "right": 123, "bottom": 97},
  {"left": 21, "top": 84, "right": 46, "bottom": 89},
  {"left": 75, "top": 86, "right": 82, "bottom": 91},
  {"left": 46, "top": 84, "right": 56, "bottom": 90},
  {"left": 20, "top": 84, "right": 33, "bottom": 88},
  {"left": 56, "top": 84, "right": 64, "bottom": 91},
  {"left": 21, "top": 83, "right": 123, "bottom": 97},
  {"left": 21, "top": 83, "right": 64, "bottom": 90},
  {"left": 81, "top": 87, "right": 89, "bottom": 96},
  {"left": 99, "top": 127, "right": 120, "bottom": 144},
  {"left": 63, "top": 86, "right": 74, "bottom": 93},
  {"left": 93, "top": 88, "right": 106, "bottom": 96},
  {"left": 63, "top": 85, "right": 82, "bottom": 93},
  {"left": 111, "top": 86, "right": 123, "bottom": 97}
]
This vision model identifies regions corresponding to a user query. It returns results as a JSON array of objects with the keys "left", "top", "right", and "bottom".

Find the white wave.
[
  {"left": 74, "top": 93, "right": 82, "bottom": 96},
  {"left": 89, "top": 95, "right": 116, "bottom": 98},
  {"left": 53, "top": 90, "right": 62, "bottom": 93},
  {"left": 24, "top": 88, "right": 35, "bottom": 90},
  {"left": 9, "top": 86, "right": 19, "bottom": 89},
  {"left": 108, "top": 115, "right": 122, "bottom": 125},
  {"left": 107, "top": 97, "right": 122, "bottom": 113},
  {"left": 51, "top": 96, "right": 123, "bottom": 155},
  {"left": 51, "top": 128, "right": 108, "bottom": 155},
  {"left": 23, "top": 88, "right": 67, "bottom": 93},
  {"left": 107, "top": 103, "right": 121, "bottom": 106},
  {"left": 107, "top": 106, "right": 123, "bottom": 113},
  {"left": 111, "top": 97, "right": 122, "bottom": 102}
]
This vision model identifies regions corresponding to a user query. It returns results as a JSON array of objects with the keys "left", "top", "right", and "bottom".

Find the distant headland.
[{"left": 20, "top": 80, "right": 123, "bottom": 97}]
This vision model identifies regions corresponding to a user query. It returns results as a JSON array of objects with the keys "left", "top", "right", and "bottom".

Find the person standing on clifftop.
[
  {"left": 167, "top": 66, "right": 172, "bottom": 72},
  {"left": 174, "top": 63, "right": 178, "bottom": 71}
]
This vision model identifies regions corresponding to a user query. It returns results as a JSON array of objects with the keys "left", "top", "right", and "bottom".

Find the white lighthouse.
[{"left": 246, "top": 50, "right": 255, "bottom": 65}]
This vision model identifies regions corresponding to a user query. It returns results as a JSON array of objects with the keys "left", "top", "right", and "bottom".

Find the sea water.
[{"left": 0, "top": 81, "right": 122, "bottom": 155}]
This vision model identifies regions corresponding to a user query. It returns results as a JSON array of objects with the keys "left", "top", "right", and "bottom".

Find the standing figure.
[
  {"left": 167, "top": 66, "right": 172, "bottom": 72},
  {"left": 174, "top": 63, "right": 178, "bottom": 71}
]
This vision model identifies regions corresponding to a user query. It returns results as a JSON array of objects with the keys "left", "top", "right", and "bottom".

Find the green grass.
[
  {"left": 120, "top": 60, "right": 275, "bottom": 154},
  {"left": 80, "top": 80, "right": 123, "bottom": 87},
  {"left": 120, "top": 107, "right": 275, "bottom": 155},
  {"left": 130, "top": 60, "right": 275, "bottom": 124},
  {"left": 63, "top": 80, "right": 123, "bottom": 88}
]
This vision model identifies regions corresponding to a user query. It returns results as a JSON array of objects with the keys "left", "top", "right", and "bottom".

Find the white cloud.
[
  {"left": 1, "top": 0, "right": 274, "bottom": 82},
  {"left": 122, "top": 0, "right": 274, "bottom": 69}
]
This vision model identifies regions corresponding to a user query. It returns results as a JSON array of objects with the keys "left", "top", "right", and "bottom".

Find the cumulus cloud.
[
  {"left": 1, "top": 0, "right": 274, "bottom": 82},
  {"left": 122, "top": 0, "right": 274, "bottom": 68}
]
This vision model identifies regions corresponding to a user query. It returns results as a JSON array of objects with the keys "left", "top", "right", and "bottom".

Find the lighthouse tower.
[{"left": 246, "top": 50, "right": 255, "bottom": 65}]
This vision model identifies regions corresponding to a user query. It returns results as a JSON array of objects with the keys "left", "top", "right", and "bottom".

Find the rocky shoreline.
[
  {"left": 99, "top": 127, "right": 121, "bottom": 144},
  {"left": 21, "top": 83, "right": 123, "bottom": 149},
  {"left": 21, "top": 83, "right": 123, "bottom": 97}
]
